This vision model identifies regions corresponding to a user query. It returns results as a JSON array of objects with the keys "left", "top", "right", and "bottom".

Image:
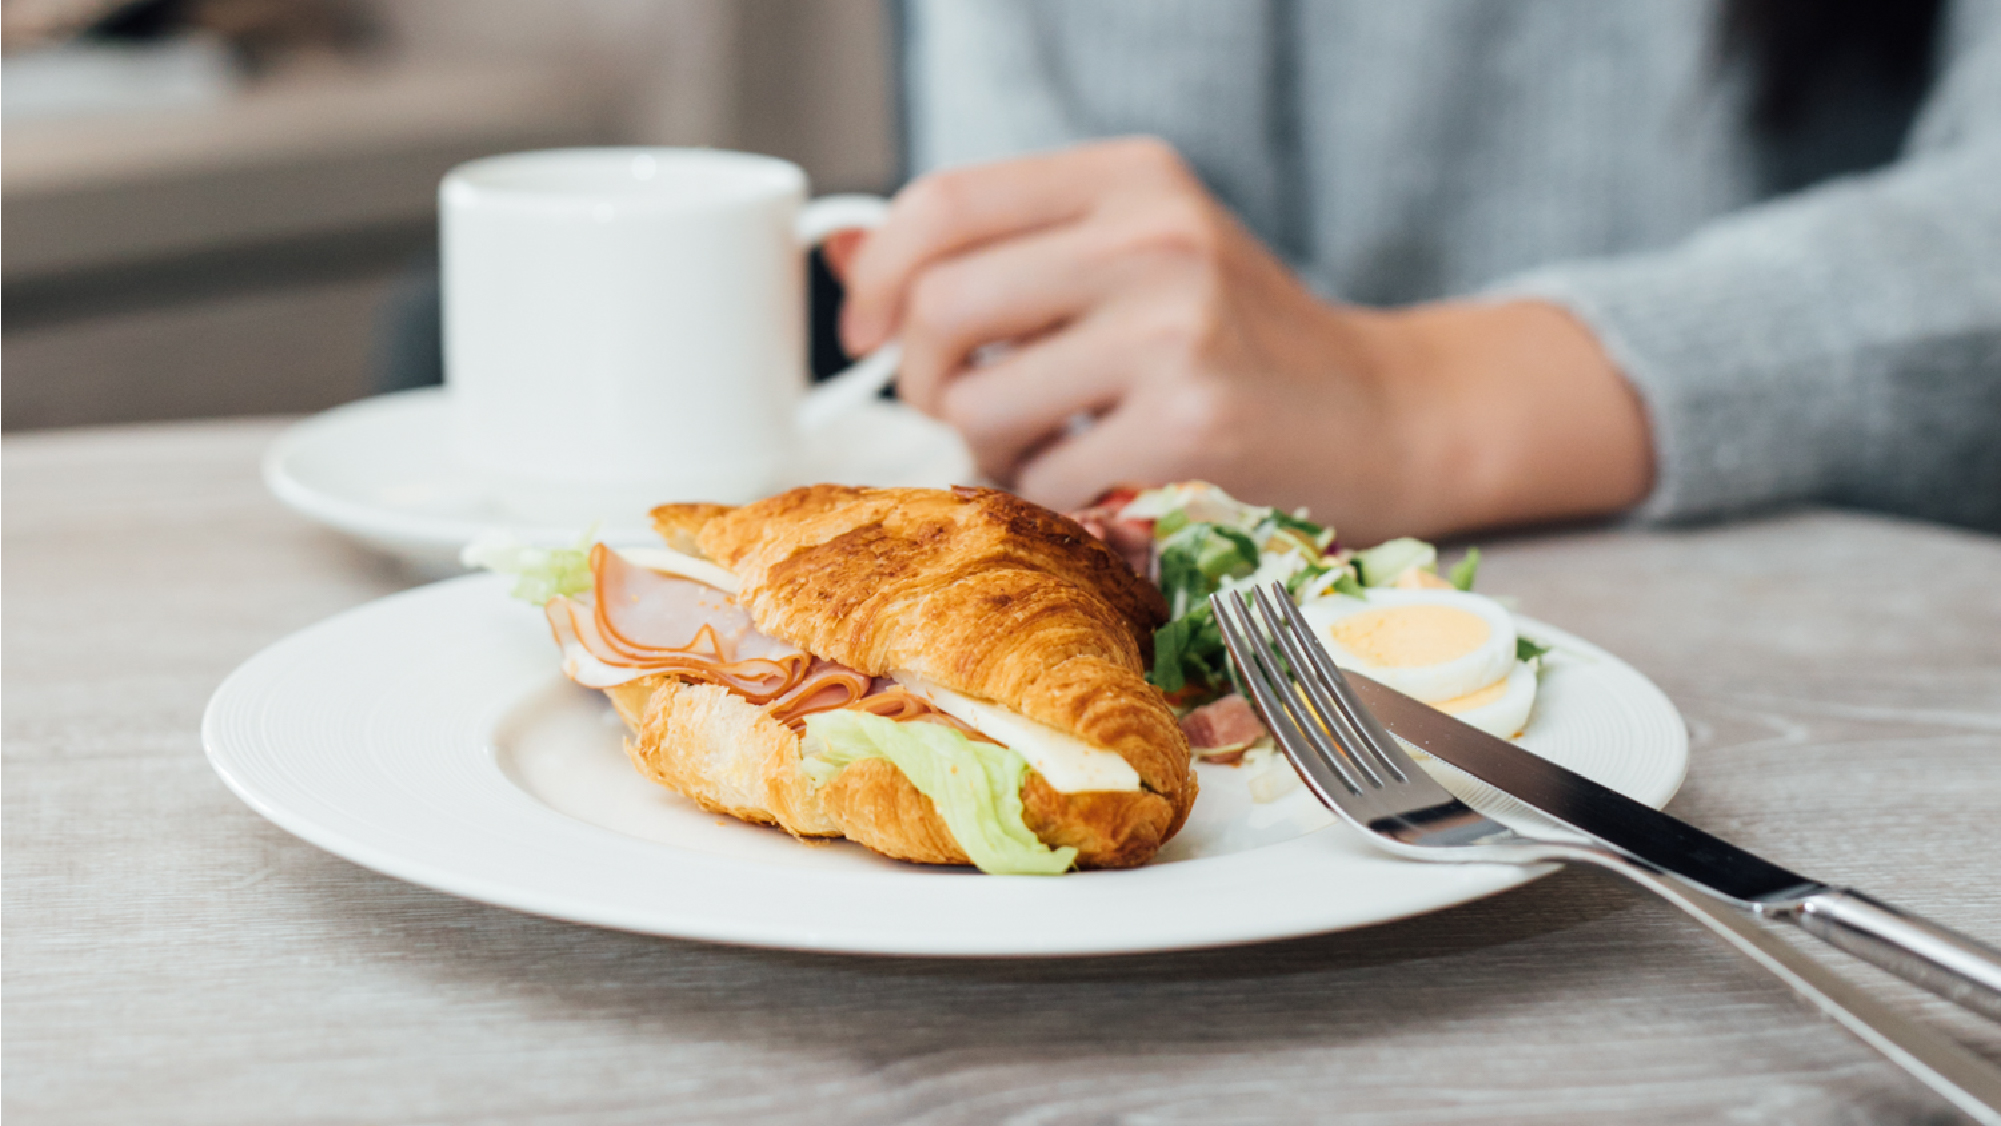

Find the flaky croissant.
[{"left": 628, "top": 484, "right": 1194, "bottom": 870}]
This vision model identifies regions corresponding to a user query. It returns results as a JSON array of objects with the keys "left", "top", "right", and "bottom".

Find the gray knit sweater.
[{"left": 903, "top": 0, "right": 2001, "bottom": 531}]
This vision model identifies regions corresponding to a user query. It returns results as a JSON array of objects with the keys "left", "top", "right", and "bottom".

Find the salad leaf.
[
  {"left": 801, "top": 710, "right": 1077, "bottom": 876},
  {"left": 1448, "top": 548, "right": 1481, "bottom": 591},
  {"left": 1157, "top": 523, "right": 1264, "bottom": 619},
  {"left": 1516, "top": 637, "right": 1551, "bottom": 663},
  {"left": 1120, "top": 481, "right": 1263, "bottom": 527},
  {"left": 1267, "top": 509, "right": 1335, "bottom": 550},
  {"left": 461, "top": 529, "right": 595, "bottom": 604},
  {"left": 1150, "top": 606, "right": 1229, "bottom": 696},
  {"left": 1129, "top": 483, "right": 1394, "bottom": 705},
  {"left": 1150, "top": 615, "right": 1193, "bottom": 694},
  {"left": 1155, "top": 540, "right": 1207, "bottom": 619},
  {"left": 1353, "top": 538, "right": 1438, "bottom": 587},
  {"left": 1284, "top": 563, "right": 1329, "bottom": 598},
  {"left": 1197, "top": 526, "right": 1262, "bottom": 579}
]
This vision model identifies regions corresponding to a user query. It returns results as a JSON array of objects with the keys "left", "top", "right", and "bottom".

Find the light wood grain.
[{"left": 5, "top": 421, "right": 1998, "bottom": 1126}]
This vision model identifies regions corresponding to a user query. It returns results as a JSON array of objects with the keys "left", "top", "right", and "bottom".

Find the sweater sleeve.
[
  {"left": 903, "top": 0, "right": 1303, "bottom": 260},
  {"left": 1494, "top": 2, "right": 2001, "bottom": 532}
]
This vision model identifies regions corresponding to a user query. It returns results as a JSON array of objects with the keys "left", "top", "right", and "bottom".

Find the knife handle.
[
  {"left": 1541, "top": 844, "right": 2001, "bottom": 1123},
  {"left": 1782, "top": 889, "right": 2001, "bottom": 1024}
]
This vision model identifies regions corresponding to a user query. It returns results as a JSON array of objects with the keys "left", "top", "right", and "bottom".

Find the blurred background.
[{"left": 3, "top": 0, "right": 898, "bottom": 431}]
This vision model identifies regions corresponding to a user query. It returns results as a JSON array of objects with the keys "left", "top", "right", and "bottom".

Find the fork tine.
[
  {"left": 1255, "top": 583, "right": 1423, "bottom": 784},
  {"left": 1211, "top": 592, "right": 1363, "bottom": 799},
  {"left": 1242, "top": 585, "right": 1394, "bottom": 790},
  {"left": 1210, "top": 593, "right": 1367, "bottom": 800}
]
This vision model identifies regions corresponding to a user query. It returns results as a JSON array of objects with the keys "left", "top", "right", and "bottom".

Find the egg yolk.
[{"left": 1326, "top": 604, "right": 1489, "bottom": 667}]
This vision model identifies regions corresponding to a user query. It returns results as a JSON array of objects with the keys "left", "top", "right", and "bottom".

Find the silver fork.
[{"left": 1212, "top": 584, "right": 2001, "bottom": 1125}]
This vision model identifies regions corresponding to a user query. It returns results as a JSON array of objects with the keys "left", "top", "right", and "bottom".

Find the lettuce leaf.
[
  {"left": 1149, "top": 603, "right": 1232, "bottom": 697},
  {"left": 1448, "top": 547, "right": 1481, "bottom": 592},
  {"left": 1353, "top": 537, "right": 1438, "bottom": 587},
  {"left": 801, "top": 710, "right": 1078, "bottom": 876},
  {"left": 1262, "top": 509, "right": 1335, "bottom": 551},
  {"left": 462, "top": 530, "right": 595, "bottom": 605}
]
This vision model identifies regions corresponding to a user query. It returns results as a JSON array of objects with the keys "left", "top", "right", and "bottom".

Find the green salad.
[{"left": 1115, "top": 483, "right": 1482, "bottom": 705}]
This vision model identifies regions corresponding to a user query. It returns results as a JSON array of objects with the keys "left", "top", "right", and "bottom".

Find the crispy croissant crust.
[
  {"left": 817, "top": 757, "right": 969, "bottom": 865},
  {"left": 624, "top": 679, "right": 841, "bottom": 838},
  {"left": 628, "top": 679, "right": 978, "bottom": 864},
  {"left": 650, "top": 485, "right": 1195, "bottom": 867}
]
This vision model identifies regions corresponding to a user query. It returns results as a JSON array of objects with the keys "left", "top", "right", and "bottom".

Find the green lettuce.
[
  {"left": 1353, "top": 537, "right": 1438, "bottom": 587},
  {"left": 801, "top": 710, "right": 1078, "bottom": 876},
  {"left": 1448, "top": 547, "right": 1482, "bottom": 591},
  {"left": 1150, "top": 602, "right": 1232, "bottom": 696},
  {"left": 461, "top": 530, "right": 595, "bottom": 605}
]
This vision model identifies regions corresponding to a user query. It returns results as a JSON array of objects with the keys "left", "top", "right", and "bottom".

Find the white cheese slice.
[
  {"left": 614, "top": 546, "right": 741, "bottom": 594},
  {"left": 891, "top": 671, "right": 1143, "bottom": 793}
]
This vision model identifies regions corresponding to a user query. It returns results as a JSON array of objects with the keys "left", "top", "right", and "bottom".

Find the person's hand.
[{"left": 833, "top": 138, "right": 1652, "bottom": 542}]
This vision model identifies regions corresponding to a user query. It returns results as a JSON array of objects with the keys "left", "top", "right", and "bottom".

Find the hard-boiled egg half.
[{"left": 1298, "top": 588, "right": 1538, "bottom": 739}]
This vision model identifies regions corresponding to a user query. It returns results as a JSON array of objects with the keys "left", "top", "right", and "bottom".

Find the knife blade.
[{"left": 1345, "top": 670, "right": 1821, "bottom": 905}]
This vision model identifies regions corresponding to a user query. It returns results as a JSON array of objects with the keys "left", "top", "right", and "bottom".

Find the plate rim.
[{"left": 202, "top": 576, "right": 1688, "bottom": 958}]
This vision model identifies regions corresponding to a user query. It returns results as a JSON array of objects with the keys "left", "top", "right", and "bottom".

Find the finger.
[
  {"left": 1012, "top": 390, "right": 1230, "bottom": 513},
  {"left": 820, "top": 229, "right": 868, "bottom": 281},
  {"left": 935, "top": 311, "right": 1140, "bottom": 480},
  {"left": 842, "top": 137, "right": 1189, "bottom": 354},
  {"left": 894, "top": 219, "right": 1154, "bottom": 415}
]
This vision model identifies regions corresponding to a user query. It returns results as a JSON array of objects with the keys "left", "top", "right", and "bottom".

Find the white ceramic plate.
[
  {"left": 203, "top": 576, "right": 1687, "bottom": 957},
  {"left": 263, "top": 388, "right": 977, "bottom": 574}
]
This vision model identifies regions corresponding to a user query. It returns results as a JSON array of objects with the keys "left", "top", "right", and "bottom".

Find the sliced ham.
[
  {"left": 591, "top": 544, "right": 799, "bottom": 661},
  {"left": 764, "top": 659, "right": 874, "bottom": 730},
  {"left": 548, "top": 595, "right": 807, "bottom": 700},
  {"left": 850, "top": 686, "right": 997, "bottom": 743},
  {"left": 1180, "top": 693, "right": 1268, "bottom": 754},
  {"left": 549, "top": 547, "right": 987, "bottom": 739},
  {"left": 1067, "top": 489, "right": 1155, "bottom": 577}
]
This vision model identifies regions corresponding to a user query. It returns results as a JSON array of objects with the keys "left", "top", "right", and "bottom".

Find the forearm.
[
  {"left": 1480, "top": 10, "right": 2001, "bottom": 531},
  {"left": 1342, "top": 300, "right": 1655, "bottom": 540},
  {"left": 1494, "top": 140, "right": 2001, "bottom": 531}
]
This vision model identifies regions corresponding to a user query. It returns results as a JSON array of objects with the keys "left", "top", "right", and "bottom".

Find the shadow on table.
[{"left": 289, "top": 853, "right": 1658, "bottom": 1055}]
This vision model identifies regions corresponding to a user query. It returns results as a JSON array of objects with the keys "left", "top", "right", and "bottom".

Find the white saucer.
[{"left": 263, "top": 388, "right": 977, "bottom": 574}]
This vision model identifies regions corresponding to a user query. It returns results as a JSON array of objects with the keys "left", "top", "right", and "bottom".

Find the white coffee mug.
[{"left": 441, "top": 147, "right": 901, "bottom": 521}]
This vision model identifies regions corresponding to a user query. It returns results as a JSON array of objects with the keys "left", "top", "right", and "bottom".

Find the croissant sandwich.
[{"left": 473, "top": 485, "right": 1196, "bottom": 873}]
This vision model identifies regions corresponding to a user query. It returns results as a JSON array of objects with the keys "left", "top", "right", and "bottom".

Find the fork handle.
[{"left": 1780, "top": 888, "right": 2001, "bottom": 1024}]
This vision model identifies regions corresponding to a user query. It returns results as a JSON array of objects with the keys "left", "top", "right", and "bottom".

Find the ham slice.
[
  {"left": 849, "top": 686, "right": 997, "bottom": 743},
  {"left": 764, "top": 659, "right": 874, "bottom": 730},
  {"left": 548, "top": 546, "right": 982, "bottom": 738},
  {"left": 1067, "top": 487, "right": 1155, "bottom": 576},
  {"left": 548, "top": 595, "right": 807, "bottom": 700},
  {"left": 1180, "top": 693, "right": 1268, "bottom": 760},
  {"left": 591, "top": 544, "right": 798, "bottom": 661}
]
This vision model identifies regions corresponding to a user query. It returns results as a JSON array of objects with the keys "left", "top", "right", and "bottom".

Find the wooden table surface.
[{"left": 6, "top": 420, "right": 2000, "bottom": 1126}]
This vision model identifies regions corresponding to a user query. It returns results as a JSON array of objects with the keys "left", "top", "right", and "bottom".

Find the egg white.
[
  {"left": 1297, "top": 588, "right": 1516, "bottom": 703},
  {"left": 1434, "top": 661, "right": 1538, "bottom": 740}
]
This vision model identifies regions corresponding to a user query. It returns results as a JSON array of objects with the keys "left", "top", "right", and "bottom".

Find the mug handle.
[{"left": 794, "top": 194, "right": 902, "bottom": 432}]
